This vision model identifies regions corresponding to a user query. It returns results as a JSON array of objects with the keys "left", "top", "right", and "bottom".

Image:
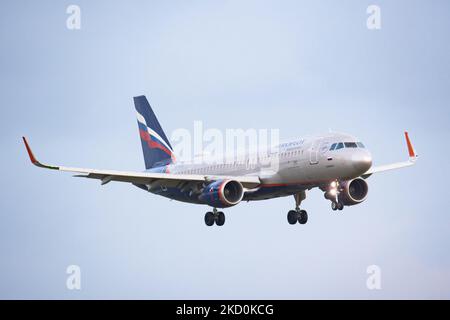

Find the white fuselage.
[{"left": 148, "top": 132, "right": 372, "bottom": 202}]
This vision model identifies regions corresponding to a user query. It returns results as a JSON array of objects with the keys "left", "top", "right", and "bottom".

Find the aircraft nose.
[{"left": 352, "top": 150, "right": 372, "bottom": 174}]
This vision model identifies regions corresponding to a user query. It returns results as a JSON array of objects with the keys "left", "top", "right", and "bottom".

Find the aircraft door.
[{"left": 309, "top": 138, "right": 322, "bottom": 165}]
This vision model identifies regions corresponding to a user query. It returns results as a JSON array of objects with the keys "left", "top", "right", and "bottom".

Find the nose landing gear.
[
  {"left": 326, "top": 180, "right": 345, "bottom": 211},
  {"left": 331, "top": 201, "right": 344, "bottom": 211}
]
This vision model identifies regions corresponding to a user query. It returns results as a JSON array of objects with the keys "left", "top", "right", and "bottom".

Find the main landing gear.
[
  {"left": 287, "top": 192, "right": 308, "bottom": 225},
  {"left": 287, "top": 209, "right": 308, "bottom": 225},
  {"left": 204, "top": 208, "right": 225, "bottom": 227}
]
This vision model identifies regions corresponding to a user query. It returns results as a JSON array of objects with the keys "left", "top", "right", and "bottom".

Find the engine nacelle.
[
  {"left": 199, "top": 180, "right": 244, "bottom": 208},
  {"left": 339, "top": 178, "right": 369, "bottom": 206}
]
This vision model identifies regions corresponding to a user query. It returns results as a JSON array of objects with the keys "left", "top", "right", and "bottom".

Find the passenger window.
[
  {"left": 357, "top": 142, "right": 365, "bottom": 148},
  {"left": 344, "top": 142, "right": 357, "bottom": 148},
  {"left": 336, "top": 142, "right": 344, "bottom": 150},
  {"left": 330, "top": 143, "right": 337, "bottom": 151}
]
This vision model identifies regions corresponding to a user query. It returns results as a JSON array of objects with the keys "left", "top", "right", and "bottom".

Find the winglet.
[
  {"left": 22, "top": 137, "right": 59, "bottom": 170},
  {"left": 22, "top": 137, "right": 39, "bottom": 165},
  {"left": 404, "top": 131, "right": 417, "bottom": 160}
]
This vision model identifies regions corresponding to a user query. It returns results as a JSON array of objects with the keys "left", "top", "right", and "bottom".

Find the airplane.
[{"left": 22, "top": 95, "right": 418, "bottom": 227}]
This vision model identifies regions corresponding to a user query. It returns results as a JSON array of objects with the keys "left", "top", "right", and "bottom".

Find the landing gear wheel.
[
  {"left": 298, "top": 210, "right": 308, "bottom": 224},
  {"left": 287, "top": 210, "right": 298, "bottom": 225},
  {"left": 216, "top": 212, "right": 225, "bottom": 226},
  {"left": 204, "top": 212, "right": 215, "bottom": 226},
  {"left": 337, "top": 202, "right": 344, "bottom": 210},
  {"left": 331, "top": 202, "right": 338, "bottom": 211}
]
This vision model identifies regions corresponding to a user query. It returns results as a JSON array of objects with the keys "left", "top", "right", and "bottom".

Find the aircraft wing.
[
  {"left": 362, "top": 132, "right": 418, "bottom": 178},
  {"left": 22, "top": 137, "right": 261, "bottom": 189}
]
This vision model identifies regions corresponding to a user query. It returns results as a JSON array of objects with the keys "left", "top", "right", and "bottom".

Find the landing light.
[
  {"left": 330, "top": 181, "right": 337, "bottom": 188},
  {"left": 329, "top": 189, "right": 337, "bottom": 196}
]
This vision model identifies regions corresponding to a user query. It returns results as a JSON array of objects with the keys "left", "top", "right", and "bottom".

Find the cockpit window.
[
  {"left": 344, "top": 142, "right": 357, "bottom": 148},
  {"left": 330, "top": 141, "right": 365, "bottom": 150}
]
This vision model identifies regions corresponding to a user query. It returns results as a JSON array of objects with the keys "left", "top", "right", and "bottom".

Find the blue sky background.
[{"left": 1, "top": 0, "right": 449, "bottom": 299}]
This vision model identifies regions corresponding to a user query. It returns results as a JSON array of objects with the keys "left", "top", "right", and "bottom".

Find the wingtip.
[
  {"left": 22, "top": 136, "right": 39, "bottom": 165},
  {"left": 404, "top": 131, "right": 417, "bottom": 159}
]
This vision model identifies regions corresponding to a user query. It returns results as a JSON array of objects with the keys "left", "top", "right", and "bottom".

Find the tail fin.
[{"left": 134, "top": 95, "right": 175, "bottom": 169}]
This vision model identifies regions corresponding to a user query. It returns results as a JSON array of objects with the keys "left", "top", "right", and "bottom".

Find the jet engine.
[
  {"left": 199, "top": 180, "right": 244, "bottom": 208},
  {"left": 339, "top": 178, "right": 369, "bottom": 206}
]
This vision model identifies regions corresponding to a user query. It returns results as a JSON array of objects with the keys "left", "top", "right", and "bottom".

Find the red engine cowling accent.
[
  {"left": 339, "top": 178, "right": 369, "bottom": 206},
  {"left": 198, "top": 180, "right": 244, "bottom": 208}
]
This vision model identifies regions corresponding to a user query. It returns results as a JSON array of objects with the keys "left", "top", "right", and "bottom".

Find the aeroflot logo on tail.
[{"left": 136, "top": 111, "right": 176, "bottom": 161}]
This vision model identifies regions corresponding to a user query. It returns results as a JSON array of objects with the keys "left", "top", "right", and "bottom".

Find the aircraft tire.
[
  {"left": 216, "top": 212, "right": 225, "bottom": 226},
  {"left": 298, "top": 210, "right": 308, "bottom": 224},
  {"left": 331, "top": 202, "right": 338, "bottom": 211},
  {"left": 287, "top": 210, "right": 298, "bottom": 225},
  {"left": 205, "top": 212, "right": 215, "bottom": 226}
]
